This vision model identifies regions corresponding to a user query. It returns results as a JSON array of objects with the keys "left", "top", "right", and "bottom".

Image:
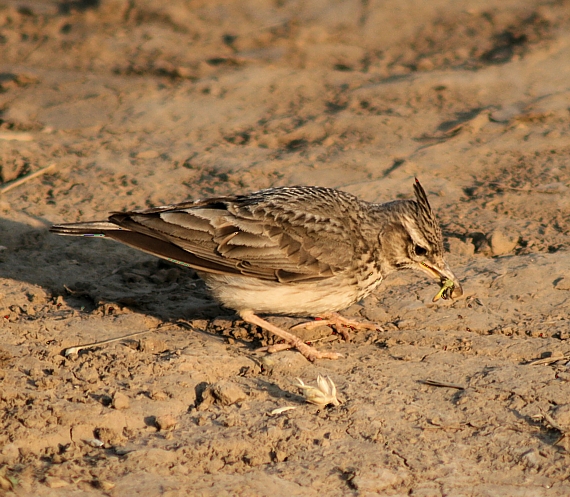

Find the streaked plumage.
[{"left": 50, "top": 179, "right": 462, "bottom": 361}]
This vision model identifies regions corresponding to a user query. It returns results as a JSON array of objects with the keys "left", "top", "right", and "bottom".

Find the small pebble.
[
  {"left": 197, "top": 381, "right": 247, "bottom": 410},
  {"left": 554, "top": 277, "right": 570, "bottom": 291},
  {"left": 212, "top": 381, "right": 247, "bottom": 406},
  {"left": 489, "top": 227, "right": 518, "bottom": 256},
  {"left": 44, "top": 477, "right": 69, "bottom": 488},
  {"left": 112, "top": 392, "right": 130, "bottom": 410},
  {"left": 155, "top": 414, "right": 177, "bottom": 431}
]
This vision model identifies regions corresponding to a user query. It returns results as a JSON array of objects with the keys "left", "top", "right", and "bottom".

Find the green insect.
[{"left": 433, "top": 278, "right": 455, "bottom": 302}]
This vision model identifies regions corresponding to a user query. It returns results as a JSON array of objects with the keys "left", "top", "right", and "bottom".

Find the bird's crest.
[
  {"left": 409, "top": 178, "right": 444, "bottom": 256},
  {"left": 413, "top": 178, "right": 433, "bottom": 215}
]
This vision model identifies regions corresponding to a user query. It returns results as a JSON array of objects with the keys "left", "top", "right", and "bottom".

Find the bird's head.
[{"left": 379, "top": 179, "right": 463, "bottom": 299}]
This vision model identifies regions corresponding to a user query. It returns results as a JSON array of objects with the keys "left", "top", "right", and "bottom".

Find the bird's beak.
[{"left": 419, "top": 261, "right": 463, "bottom": 299}]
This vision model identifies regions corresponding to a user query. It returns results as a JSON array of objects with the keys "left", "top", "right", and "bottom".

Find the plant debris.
[{"left": 295, "top": 375, "right": 340, "bottom": 406}]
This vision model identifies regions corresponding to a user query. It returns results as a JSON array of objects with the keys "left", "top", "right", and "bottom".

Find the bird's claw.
[{"left": 257, "top": 341, "right": 343, "bottom": 361}]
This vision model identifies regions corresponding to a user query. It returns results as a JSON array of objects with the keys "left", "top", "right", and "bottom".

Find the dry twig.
[
  {"left": 0, "top": 163, "right": 57, "bottom": 194},
  {"left": 63, "top": 323, "right": 176, "bottom": 356},
  {"left": 421, "top": 379, "right": 465, "bottom": 390}
]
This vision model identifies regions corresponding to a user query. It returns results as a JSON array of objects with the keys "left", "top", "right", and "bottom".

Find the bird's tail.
[{"left": 49, "top": 221, "right": 124, "bottom": 237}]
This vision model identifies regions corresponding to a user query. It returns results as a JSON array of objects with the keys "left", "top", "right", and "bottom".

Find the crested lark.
[{"left": 50, "top": 179, "right": 462, "bottom": 361}]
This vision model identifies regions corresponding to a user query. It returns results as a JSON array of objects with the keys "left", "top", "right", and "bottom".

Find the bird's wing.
[{"left": 106, "top": 188, "right": 360, "bottom": 282}]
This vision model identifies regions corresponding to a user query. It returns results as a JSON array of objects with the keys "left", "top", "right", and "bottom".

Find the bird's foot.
[
  {"left": 256, "top": 341, "right": 343, "bottom": 361},
  {"left": 291, "top": 312, "right": 381, "bottom": 342},
  {"left": 240, "top": 310, "right": 342, "bottom": 362}
]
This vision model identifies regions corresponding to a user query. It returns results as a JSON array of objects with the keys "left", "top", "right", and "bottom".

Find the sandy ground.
[{"left": 1, "top": 0, "right": 570, "bottom": 495}]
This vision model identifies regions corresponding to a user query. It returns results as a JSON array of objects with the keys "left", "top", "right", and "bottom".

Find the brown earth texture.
[{"left": 1, "top": 0, "right": 570, "bottom": 495}]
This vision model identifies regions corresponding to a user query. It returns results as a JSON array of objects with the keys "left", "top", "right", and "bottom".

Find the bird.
[{"left": 50, "top": 179, "right": 463, "bottom": 361}]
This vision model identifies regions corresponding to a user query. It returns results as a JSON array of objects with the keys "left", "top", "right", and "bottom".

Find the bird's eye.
[{"left": 414, "top": 245, "right": 428, "bottom": 257}]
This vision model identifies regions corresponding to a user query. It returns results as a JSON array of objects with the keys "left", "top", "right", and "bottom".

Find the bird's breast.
[{"left": 199, "top": 272, "right": 372, "bottom": 316}]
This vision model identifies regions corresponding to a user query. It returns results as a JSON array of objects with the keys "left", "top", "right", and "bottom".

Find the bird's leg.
[
  {"left": 239, "top": 310, "right": 343, "bottom": 361},
  {"left": 291, "top": 312, "right": 381, "bottom": 342}
]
